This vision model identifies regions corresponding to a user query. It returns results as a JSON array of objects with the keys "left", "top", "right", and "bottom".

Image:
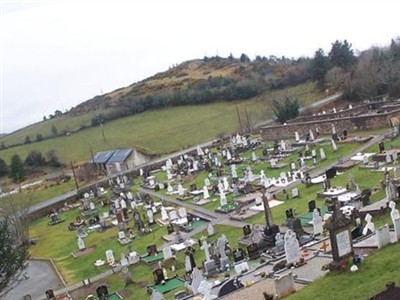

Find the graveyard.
[{"left": 23, "top": 117, "right": 400, "bottom": 300}]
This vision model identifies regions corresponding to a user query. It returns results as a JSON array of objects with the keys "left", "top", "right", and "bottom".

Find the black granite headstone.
[
  {"left": 379, "top": 142, "right": 385, "bottom": 153},
  {"left": 242, "top": 225, "right": 252, "bottom": 236},
  {"left": 326, "top": 168, "right": 337, "bottom": 179},
  {"left": 247, "top": 243, "right": 259, "bottom": 260},
  {"left": 153, "top": 268, "right": 165, "bottom": 285},
  {"left": 45, "top": 290, "right": 55, "bottom": 300},
  {"left": 147, "top": 244, "right": 158, "bottom": 256},
  {"left": 285, "top": 208, "right": 294, "bottom": 219},
  {"left": 232, "top": 248, "right": 246, "bottom": 263},
  {"left": 218, "top": 278, "right": 244, "bottom": 298},
  {"left": 96, "top": 285, "right": 109, "bottom": 299},
  {"left": 308, "top": 200, "right": 316, "bottom": 212},
  {"left": 343, "top": 130, "right": 348, "bottom": 139}
]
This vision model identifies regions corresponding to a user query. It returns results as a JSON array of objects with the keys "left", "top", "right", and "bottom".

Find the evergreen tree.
[
  {"left": 25, "top": 151, "right": 45, "bottom": 167},
  {"left": 272, "top": 96, "right": 299, "bottom": 124},
  {"left": 9, "top": 154, "right": 26, "bottom": 182},
  {"left": 311, "top": 48, "right": 330, "bottom": 89},
  {"left": 328, "top": 40, "right": 357, "bottom": 71},
  {"left": 0, "top": 158, "right": 8, "bottom": 177}
]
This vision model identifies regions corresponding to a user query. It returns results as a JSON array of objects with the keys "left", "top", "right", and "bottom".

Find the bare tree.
[{"left": 0, "top": 191, "right": 32, "bottom": 297}]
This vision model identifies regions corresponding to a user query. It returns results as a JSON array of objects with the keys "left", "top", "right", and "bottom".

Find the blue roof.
[
  {"left": 107, "top": 148, "right": 133, "bottom": 163},
  {"left": 91, "top": 151, "right": 114, "bottom": 164}
]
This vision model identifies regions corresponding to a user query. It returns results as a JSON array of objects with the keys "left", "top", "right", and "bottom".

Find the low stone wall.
[{"left": 261, "top": 108, "right": 400, "bottom": 140}]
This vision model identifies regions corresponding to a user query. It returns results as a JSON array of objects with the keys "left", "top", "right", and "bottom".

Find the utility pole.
[
  {"left": 236, "top": 106, "right": 243, "bottom": 133},
  {"left": 70, "top": 161, "right": 79, "bottom": 190}
]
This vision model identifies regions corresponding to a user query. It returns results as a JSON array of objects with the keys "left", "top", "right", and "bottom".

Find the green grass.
[
  {"left": 0, "top": 83, "right": 321, "bottom": 165},
  {"left": 287, "top": 241, "right": 400, "bottom": 300}
]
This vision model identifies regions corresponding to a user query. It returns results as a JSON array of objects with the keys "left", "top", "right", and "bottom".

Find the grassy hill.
[{"left": 0, "top": 82, "right": 322, "bottom": 164}]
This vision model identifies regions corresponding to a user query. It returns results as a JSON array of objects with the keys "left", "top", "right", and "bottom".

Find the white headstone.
[
  {"left": 163, "top": 245, "right": 173, "bottom": 260},
  {"left": 204, "top": 178, "right": 210, "bottom": 187},
  {"left": 295, "top": 132, "right": 300, "bottom": 142},
  {"left": 178, "top": 207, "right": 187, "bottom": 218},
  {"left": 77, "top": 236, "right": 85, "bottom": 250},
  {"left": 231, "top": 165, "right": 237, "bottom": 178},
  {"left": 207, "top": 223, "right": 215, "bottom": 236},
  {"left": 362, "top": 213, "right": 375, "bottom": 235},
  {"left": 320, "top": 148, "right": 326, "bottom": 160},
  {"left": 200, "top": 240, "right": 212, "bottom": 262},
  {"left": 106, "top": 249, "right": 115, "bottom": 264},
  {"left": 312, "top": 209, "right": 323, "bottom": 235},
  {"left": 376, "top": 225, "right": 391, "bottom": 249},
  {"left": 161, "top": 207, "right": 169, "bottom": 221},
  {"left": 120, "top": 199, "right": 127, "bottom": 209},
  {"left": 251, "top": 151, "right": 258, "bottom": 162},
  {"left": 386, "top": 155, "right": 392, "bottom": 163},
  {"left": 127, "top": 192, "right": 133, "bottom": 200},
  {"left": 234, "top": 262, "right": 249, "bottom": 274},
  {"left": 220, "top": 191, "right": 227, "bottom": 207},
  {"left": 191, "top": 267, "right": 203, "bottom": 295},
  {"left": 291, "top": 188, "right": 299, "bottom": 198},
  {"left": 223, "top": 177, "right": 229, "bottom": 191},
  {"left": 203, "top": 186, "right": 210, "bottom": 199},
  {"left": 178, "top": 184, "right": 184, "bottom": 197},
  {"left": 169, "top": 210, "right": 178, "bottom": 221},
  {"left": 284, "top": 230, "right": 300, "bottom": 264},
  {"left": 226, "top": 149, "right": 232, "bottom": 161},
  {"left": 255, "top": 196, "right": 262, "bottom": 206},
  {"left": 394, "top": 218, "right": 400, "bottom": 242},
  {"left": 332, "top": 139, "right": 337, "bottom": 151},
  {"left": 309, "top": 129, "right": 315, "bottom": 141},
  {"left": 144, "top": 209, "right": 153, "bottom": 224},
  {"left": 120, "top": 253, "right": 129, "bottom": 267},
  {"left": 198, "top": 280, "right": 214, "bottom": 300},
  {"left": 389, "top": 201, "right": 400, "bottom": 223},
  {"left": 90, "top": 202, "right": 95, "bottom": 210}
]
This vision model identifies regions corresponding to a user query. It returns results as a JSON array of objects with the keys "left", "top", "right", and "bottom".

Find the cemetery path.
[{"left": 138, "top": 187, "right": 221, "bottom": 221}]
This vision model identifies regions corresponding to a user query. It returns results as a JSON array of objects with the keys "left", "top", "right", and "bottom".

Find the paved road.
[{"left": 5, "top": 260, "right": 64, "bottom": 300}]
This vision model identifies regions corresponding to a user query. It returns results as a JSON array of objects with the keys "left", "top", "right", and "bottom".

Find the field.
[{"left": 0, "top": 82, "right": 322, "bottom": 165}]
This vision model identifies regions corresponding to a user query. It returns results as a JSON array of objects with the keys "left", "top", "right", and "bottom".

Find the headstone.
[
  {"left": 231, "top": 165, "right": 237, "bottom": 178},
  {"left": 207, "top": 223, "right": 215, "bottom": 236},
  {"left": 77, "top": 236, "right": 85, "bottom": 250},
  {"left": 147, "top": 209, "right": 154, "bottom": 224},
  {"left": 295, "top": 132, "right": 300, "bottom": 142},
  {"left": 219, "top": 191, "right": 227, "bottom": 207},
  {"left": 363, "top": 213, "right": 375, "bottom": 235},
  {"left": 105, "top": 249, "right": 115, "bottom": 264},
  {"left": 332, "top": 139, "right": 338, "bottom": 151},
  {"left": 331, "top": 123, "right": 336, "bottom": 134},
  {"left": 274, "top": 272, "right": 295, "bottom": 298},
  {"left": 243, "top": 225, "right": 251, "bottom": 236},
  {"left": 120, "top": 253, "right": 129, "bottom": 267},
  {"left": 128, "top": 252, "right": 139, "bottom": 264},
  {"left": 394, "top": 218, "right": 400, "bottom": 242},
  {"left": 247, "top": 243, "right": 259, "bottom": 260},
  {"left": 275, "top": 232, "right": 284, "bottom": 253},
  {"left": 309, "top": 129, "right": 315, "bottom": 141},
  {"left": 284, "top": 230, "right": 300, "bottom": 264},
  {"left": 312, "top": 209, "right": 323, "bottom": 236},
  {"left": 178, "top": 207, "right": 187, "bottom": 219},
  {"left": 320, "top": 148, "right": 326, "bottom": 160},
  {"left": 150, "top": 291, "right": 165, "bottom": 300},
  {"left": 389, "top": 201, "right": 400, "bottom": 223},
  {"left": 251, "top": 151, "right": 258, "bottom": 162},
  {"left": 223, "top": 177, "right": 230, "bottom": 191},
  {"left": 376, "top": 225, "right": 391, "bottom": 249},
  {"left": 203, "top": 186, "right": 210, "bottom": 199},
  {"left": 153, "top": 268, "right": 165, "bottom": 285},
  {"left": 169, "top": 210, "right": 178, "bottom": 221},
  {"left": 232, "top": 248, "right": 246, "bottom": 263},
  {"left": 308, "top": 200, "right": 316, "bottom": 212},
  {"left": 161, "top": 207, "right": 168, "bottom": 221},
  {"left": 200, "top": 240, "right": 212, "bottom": 262},
  {"left": 163, "top": 245, "right": 173, "bottom": 260},
  {"left": 291, "top": 188, "right": 299, "bottom": 199},
  {"left": 96, "top": 286, "right": 109, "bottom": 299},
  {"left": 191, "top": 267, "right": 203, "bottom": 295},
  {"left": 198, "top": 280, "right": 214, "bottom": 300},
  {"left": 217, "top": 235, "right": 231, "bottom": 271},
  {"left": 379, "top": 142, "right": 385, "bottom": 153},
  {"left": 178, "top": 184, "right": 184, "bottom": 197},
  {"left": 204, "top": 178, "right": 210, "bottom": 187},
  {"left": 234, "top": 262, "right": 249, "bottom": 274}
]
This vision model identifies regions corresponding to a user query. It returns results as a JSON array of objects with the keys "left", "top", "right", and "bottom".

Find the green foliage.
[
  {"left": 24, "top": 136, "right": 31, "bottom": 144},
  {"left": 9, "top": 154, "right": 26, "bottom": 182},
  {"left": 51, "top": 124, "right": 58, "bottom": 137},
  {"left": 46, "top": 149, "right": 61, "bottom": 167},
  {"left": 0, "top": 218, "right": 29, "bottom": 298},
  {"left": 328, "top": 40, "right": 357, "bottom": 71},
  {"left": 25, "top": 150, "right": 45, "bottom": 167},
  {"left": 0, "top": 158, "right": 8, "bottom": 177},
  {"left": 36, "top": 133, "right": 43, "bottom": 142},
  {"left": 272, "top": 96, "right": 300, "bottom": 124},
  {"left": 311, "top": 48, "right": 330, "bottom": 89}
]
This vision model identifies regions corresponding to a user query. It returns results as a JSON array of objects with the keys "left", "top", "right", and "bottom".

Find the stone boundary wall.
[{"left": 261, "top": 108, "right": 400, "bottom": 141}]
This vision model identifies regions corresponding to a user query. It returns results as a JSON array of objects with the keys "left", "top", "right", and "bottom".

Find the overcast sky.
[{"left": 1, "top": 0, "right": 399, "bottom": 134}]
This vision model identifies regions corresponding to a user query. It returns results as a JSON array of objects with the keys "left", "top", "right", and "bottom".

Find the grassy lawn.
[
  {"left": 287, "top": 241, "right": 400, "bottom": 300},
  {"left": 0, "top": 83, "right": 321, "bottom": 164}
]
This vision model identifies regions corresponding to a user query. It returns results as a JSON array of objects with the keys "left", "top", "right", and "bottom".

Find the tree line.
[{"left": 0, "top": 150, "right": 62, "bottom": 182}]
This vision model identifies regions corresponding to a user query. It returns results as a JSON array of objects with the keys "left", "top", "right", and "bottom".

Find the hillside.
[
  {"left": 1, "top": 56, "right": 312, "bottom": 148},
  {"left": 0, "top": 82, "right": 323, "bottom": 165}
]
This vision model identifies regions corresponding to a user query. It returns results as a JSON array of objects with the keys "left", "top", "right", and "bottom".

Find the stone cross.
[
  {"left": 362, "top": 213, "right": 375, "bottom": 235},
  {"left": 216, "top": 235, "right": 228, "bottom": 259},
  {"left": 389, "top": 201, "right": 400, "bottom": 223},
  {"left": 200, "top": 240, "right": 212, "bottom": 262}
]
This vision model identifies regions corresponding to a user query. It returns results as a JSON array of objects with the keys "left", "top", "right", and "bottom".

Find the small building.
[{"left": 91, "top": 148, "right": 149, "bottom": 175}]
